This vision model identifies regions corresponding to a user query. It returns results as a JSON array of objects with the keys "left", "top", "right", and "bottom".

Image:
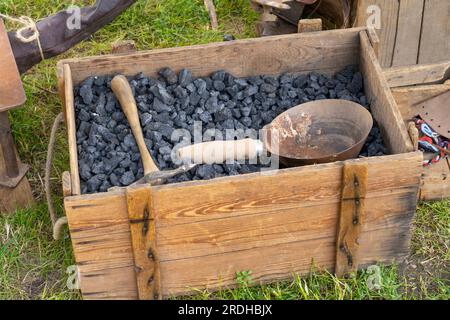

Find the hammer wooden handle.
[
  {"left": 111, "top": 75, "right": 159, "bottom": 174},
  {"left": 177, "top": 138, "right": 263, "bottom": 164}
]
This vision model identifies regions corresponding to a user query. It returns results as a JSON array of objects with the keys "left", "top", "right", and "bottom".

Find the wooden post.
[
  {"left": 0, "top": 113, "right": 19, "bottom": 178},
  {"left": 335, "top": 162, "right": 368, "bottom": 277},
  {"left": 126, "top": 186, "right": 162, "bottom": 300},
  {"left": 0, "top": 113, "right": 33, "bottom": 214},
  {"left": 0, "top": 19, "right": 33, "bottom": 214}
]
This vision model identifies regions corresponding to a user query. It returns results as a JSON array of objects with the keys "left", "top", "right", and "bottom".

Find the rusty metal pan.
[{"left": 262, "top": 99, "right": 373, "bottom": 166}]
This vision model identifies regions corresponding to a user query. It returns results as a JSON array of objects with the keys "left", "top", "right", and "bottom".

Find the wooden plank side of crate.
[
  {"left": 64, "top": 190, "right": 138, "bottom": 300},
  {"left": 151, "top": 152, "right": 422, "bottom": 296},
  {"left": 391, "top": 0, "right": 424, "bottom": 67},
  {"left": 359, "top": 31, "right": 414, "bottom": 154},
  {"left": 65, "top": 152, "right": 422, "bottom": 299},
  {"left": 56, "top": 28, "right": 365, "bottom": 86},
  {"left": 161, "top": 188, "right": 418, "bottom": 296},
  {"left": 418, "top": 0, "right": 450, "bottom": 64},
  {"left": 155, "top": 187, "right": 416, "bottom": 261},
  {"left": 63, "top": 64, "right": 81, "bottom": 196}
]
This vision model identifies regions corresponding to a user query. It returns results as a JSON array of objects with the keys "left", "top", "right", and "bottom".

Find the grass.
[{"left": 0, "top": 0, "right": 448, "bottom": 300}]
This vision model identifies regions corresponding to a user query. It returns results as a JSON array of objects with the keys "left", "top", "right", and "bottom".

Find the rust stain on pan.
[{"left": 262, "top": 99, "right": 373, "bottom": 166}]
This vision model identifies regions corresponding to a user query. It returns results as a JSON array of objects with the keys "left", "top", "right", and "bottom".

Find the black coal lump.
[
  {"left": 178, "top": 69, "right": 193, "bottom": 87},
  {"left": 159, "top": 67, "right": 178, "bottom": 85},
  {"left": 74, "top": 66, "right": 386, "bottom": 194}
]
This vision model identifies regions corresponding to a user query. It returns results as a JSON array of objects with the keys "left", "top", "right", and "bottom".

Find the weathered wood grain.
[
  {"left": 384, "top": 61, "right": 450, "bottom": 87},
  {"left": 391, "top": 80, "right": 450, "bottom": 120},
  {"left": 156, "top": 187, "right": 417, "bottom": 262},
  {"left": 356, "top": 0, "right": 399, "bottom": 67},
  {"left": 160, "top": 188, "right": 418, "bottom": 296},
  {"left": 359, "top": 31, "right": 414, "bottom": 154},
  {"left": 153, "top": 154, "right": 421, "bottom": 227},
  {"left": 418, "top": 0, "right": 450, "bottom": 64},
  {"left": 57, "top": 28, "right": 364, "bottom": 86},
  {"left": 420, "top": 160, "right": 450, "bottom": 201},
  {"left": 65, "top": 152, "right": 422, "bottom": 299},
  {"left": 392, "top": 0, "right": 424, "bottom": 67},
  {"left": 390, "top": 65, "right": 450, "bottom": 201},
  {"left": 366, "top": 27, "right": 380, "bottom": 59},
  {"left": 63, "top": 64, "right": 81, "bottom": 196},
  {"left": 356, "top": 0, "right": 450, "bottom": 67},
  {"left": 65, "top": 190, "right": 138, "bottom": 300}
]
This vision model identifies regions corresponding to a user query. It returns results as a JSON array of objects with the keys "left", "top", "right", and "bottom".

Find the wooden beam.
[
  {"left": 335, "top": 162, "right": 368, "bottom": 277},
  {"left": 384, "top": 61, "right": 450, "bottom": 88}
]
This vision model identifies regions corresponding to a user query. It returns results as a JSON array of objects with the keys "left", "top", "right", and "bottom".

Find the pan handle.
[{"left": 177, "top": 138, "right": 263, "bottom": 164}]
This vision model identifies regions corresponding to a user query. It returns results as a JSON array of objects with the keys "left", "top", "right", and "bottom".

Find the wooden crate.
[
  {"left": 384, "top": 61, "right": 450, "bottom": 200},
  {"left": 57, "top": 28, "right": 422, "bottom": 300},
  {"left": 355, "top": 0, "right": 450, "bottom": 68}
]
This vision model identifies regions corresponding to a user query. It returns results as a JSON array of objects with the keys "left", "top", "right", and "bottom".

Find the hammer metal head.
[{"left": 132, "top": 163, "right": 198, "bottom": 186}]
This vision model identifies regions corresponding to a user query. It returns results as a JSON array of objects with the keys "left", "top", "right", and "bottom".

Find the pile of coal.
[{"left": 74, "top": 66, "right": 386, "bottom": 194}]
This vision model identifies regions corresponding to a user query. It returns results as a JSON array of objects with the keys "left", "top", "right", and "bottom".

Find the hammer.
[{"left": 111, "top": 75, "right": 196, "bottom": 186}]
